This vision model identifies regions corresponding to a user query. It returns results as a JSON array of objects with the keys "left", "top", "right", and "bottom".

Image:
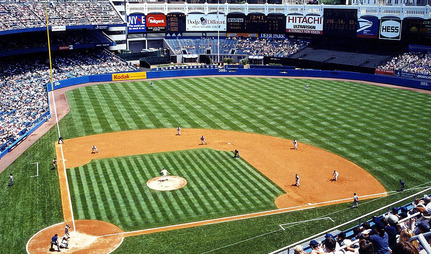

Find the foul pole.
[{"left": 44, "top": 0, "right": 76, "bottom": 232}]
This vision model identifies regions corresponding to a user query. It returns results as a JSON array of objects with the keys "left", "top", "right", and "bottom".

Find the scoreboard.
[
  {"left": 227, "top": 14, "right": 285, "bottom": 33},
  {"left": 323, "top": 9, "right": 357, "bottom": 37},
  {"left": 166, "top": 13, "right": 186, "bottom": 32}
]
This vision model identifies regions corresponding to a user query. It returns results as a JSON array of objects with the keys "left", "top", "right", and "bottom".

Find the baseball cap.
[
  {"left": 418, "top": 222, "right": 430, "bottom": 232},
  {"left": 310, "top": 240, "right": 319, "bottom": 247},
  {"left": 325, "top": 233, "right": 334, "bottom": 238}
]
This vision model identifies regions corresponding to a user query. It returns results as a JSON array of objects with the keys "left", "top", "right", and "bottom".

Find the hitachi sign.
[{"left": 287, "top": 16, "right": 322, "bottom": 24}]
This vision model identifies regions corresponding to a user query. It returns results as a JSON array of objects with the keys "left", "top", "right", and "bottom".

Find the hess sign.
[{"left": 379, "top": 18, "right": 401, "bottom": 40}]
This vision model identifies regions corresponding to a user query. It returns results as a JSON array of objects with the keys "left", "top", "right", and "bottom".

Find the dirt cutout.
[{"left": 27, "top": 220, "right": 123, "bottom": 254}]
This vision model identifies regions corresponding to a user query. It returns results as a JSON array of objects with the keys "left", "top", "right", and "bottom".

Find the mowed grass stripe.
[
  {"left": 119, "top": 82, "right": 156, "bottom": 129},
  {"left": 183, "top": 78, "right": 253, "bottom": 131},
  {"left": 86, "top": 163, "right": 109, "bottom": 222},
  {"left": 78, "top": 88, "right": 104, "bottom": 133},
  {"left": 143, "top": 156, "right": 177, "bottom": 221},
  {"left": 200, "top": 149, "right": 258, "bottom": 208},
  {"left": 159, "top": 153, "right": 198, "bottom": 218},
  {"left": 95, "top": 161, "right": 122, "bottom": 225},
  {"left": 103, "top": 159, "right": 135, "bottom": 227},
  {"left": 128, "top": 82, "right": 166, "bottom": 128},
  {"left": 94, "top": 85, "right": 129, "bottom": 131},
  {"left": 133, "top": 157, "right": 165, "bottom": 222},
  {"left": 69, "top": 168, "right": 85, "bottom": 219},
  {"left": 188, "top": 150, "right": 243, "bottom": 211},
  {"left": 110, "top": 159, "right": 142, "bottom": 226},
  {"left": 100, "top": 84, "right": 139, "bottom": 130},
  {"left": 79, "top": 165, "right": 97, "bottom": 219},
  {"left": 210, "top": 150, "right": 284, "bottom": 204},
  {"left": 181, "top": 151, "right": 229, "bottom": 213},
  {"left": 121, "top": 157, "right": 157, "bottom": 223},
  {"left": 85, "top": 85, "right": 117, "bottom": 133},
  {"left": 202, "top": 149, "right": 265, "bottom": 208},
  {"left": 170, "top": 152, "right": 212, "bottom": 215},
  {"left": 150, "top": 156, "right": 186, "bottom": 220}
]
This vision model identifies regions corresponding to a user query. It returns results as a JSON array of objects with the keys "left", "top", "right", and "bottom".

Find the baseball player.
[
  {"left": 333, "top": 170, "right": 339, "bottom": 181},
  {"left": 399, "top": 180, "right": 405, "bottom": 191},
  {"left": 159, "top": 168, "right": 169, "bottom": 182},
  {"left": 150, "top": 81, "right": 154, "bottom": 87},
  {"left": 91, "top": 145, "right": 99, "bottom": 154},
  {"left": 352, "top": 193, "right": 359, "bottom": 208},
  {"left": 200, "top": 135, "right": 207, "bottom": 145},
  {"left": 293, "top": 139, "right": 298, "bottom": 150},
  {"left": 233, "top": 149, "right": 240, "bottom": 158},
  {"left": 64, "top": 224, "right": 70, "bottom": 239},
  {"left": 305, "top": 84, "right": 309, "bottom": 91},
  {"left": 9, "top": 173, "right": 13, "bottom": 187},
  {"left": 177, "top": 127, "right": 181, "bottom": 136},
  {"left": 52, "top": 158, "right": 57, "bottom": 170},
  {"left": 295, "top": 174, "right": 300, "bottom": 187}
]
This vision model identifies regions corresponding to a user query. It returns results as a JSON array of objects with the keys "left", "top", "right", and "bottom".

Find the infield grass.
[
  {"left": 67, "top": 149, "right": 284, "bottom": 230},
  {"left": 1, "top": 77, "right": 431, "bottom": 253}
]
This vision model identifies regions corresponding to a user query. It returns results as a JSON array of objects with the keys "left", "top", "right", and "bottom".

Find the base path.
[{"left": 60, "top": 128, "right": 386, "bottom": 208}]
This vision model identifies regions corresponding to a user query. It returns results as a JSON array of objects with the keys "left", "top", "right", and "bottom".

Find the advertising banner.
[
  {"left": 128, "top": 14, "right": 146, "bottom": 33},
  {"left": 259, "top": 33, "right": 287, "bottom": 39},
  {"left": 58, "top": 45, "right": 73, "bottom": 50},
  {"left": 357, "top": 16, "right": 379, "bottom": 38},
  {"left": 146, "top": 14, "right": 166, "bottom": 32},
  {"left": 112, "top": 72, "right": 147, "bottom": 81},
  {"left": 286, "top": 15, "right": 323, "bottom": 35},
  {"left": 375, "top": 68, "right": 395, "bottom": 76},
  {"left": 379, "top": 18, "right": 402, "bottom": 40},
  {"left": 186, "top": 14, "right": 226, "bottom": 32},
  {"left": 52, "top": 26, "right": 66, "bottom": 32}
]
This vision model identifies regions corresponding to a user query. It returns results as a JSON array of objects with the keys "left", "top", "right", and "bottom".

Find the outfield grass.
[
  {"left": 67, "top": 149, "right": 284, "bottom": 231},
  {"left": 1, "top": 77, "right": 431, "bottom": 253}
]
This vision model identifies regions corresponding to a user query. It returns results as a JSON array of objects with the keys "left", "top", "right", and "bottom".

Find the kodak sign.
[{"left": 112, "top": 72, "right": 147, "bottom": 81}]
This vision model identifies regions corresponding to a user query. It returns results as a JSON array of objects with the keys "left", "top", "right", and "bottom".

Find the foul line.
[{"left": 100, "top": 191, "right": 388, "bottom": 238}]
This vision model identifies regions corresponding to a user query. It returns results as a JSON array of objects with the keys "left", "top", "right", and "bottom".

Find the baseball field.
[{"left": 1, "top": 76, "right": 431, "bottom": 253}]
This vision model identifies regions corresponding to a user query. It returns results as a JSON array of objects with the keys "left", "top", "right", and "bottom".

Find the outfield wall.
[{"left": 47, "top": 68, "right": 431, "bottom": 92}]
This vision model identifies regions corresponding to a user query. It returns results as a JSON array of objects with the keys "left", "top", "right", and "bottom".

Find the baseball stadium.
[{"left": 1, "top": 0, "right": 431, "bottom": 253}]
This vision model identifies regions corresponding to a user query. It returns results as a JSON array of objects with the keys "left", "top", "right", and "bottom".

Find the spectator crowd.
[
  {"left": 0, "top": 0, "right": 123, "bottom": 32},
  {"left": 0, "top": 50, "right": 137, "bottom": 152},
  {"left": 294, "top": 195, "right": 431, "bottom": 254},
  {"left": 377, "top": 52, "right": 431, "bottom": 76},
  {"left": 165, "top": 37, "right": 310, "bottom": 58}
]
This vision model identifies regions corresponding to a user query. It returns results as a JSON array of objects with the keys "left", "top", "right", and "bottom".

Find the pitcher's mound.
[{"left": 147, "top": 176, "right": 187, "bottom": 191}]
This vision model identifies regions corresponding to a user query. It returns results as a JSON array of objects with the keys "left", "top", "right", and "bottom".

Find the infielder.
[
  {"left": 233, "top": 149, "right": 240, "bottom": 158},
  {"left": 293, "top": 139, "right": 298, "bottom": 150},
  {"left": 160, "top": 168, "right": 169, "bottom": 182},
  {"left": 200, "top": 135, "right": 207, "bottom": 145},
  {"left": 91, "top": 145, "right": 99, "bottom": 154},
  {"left": 333, "top": 170, "right": 339, "bottom": 181},
  {"left": 177, "top": 127, "right": 181, "bottom": 136},
  {"left": 352, "top": 193, "right": 359, "bottom": 208},
  {"left": 295, "top": 174, "right": 300, "bottom": 187}
]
